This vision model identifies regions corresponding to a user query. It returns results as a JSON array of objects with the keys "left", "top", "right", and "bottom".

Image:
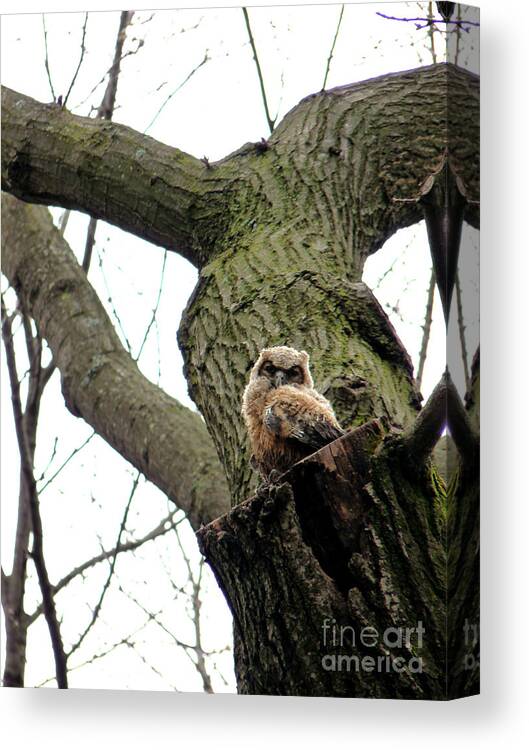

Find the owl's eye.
[{"left": 262, "top": 362, "right": 276, "bottom": 375}]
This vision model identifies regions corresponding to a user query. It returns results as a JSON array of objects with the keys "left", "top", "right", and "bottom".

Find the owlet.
[{"left": 241, "top": 345, "right": 344, "bottom": 479}]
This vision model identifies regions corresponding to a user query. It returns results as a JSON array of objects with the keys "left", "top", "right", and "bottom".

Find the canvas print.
[{"left": 0, "top": 2, "right": 479, "bottom": 699}]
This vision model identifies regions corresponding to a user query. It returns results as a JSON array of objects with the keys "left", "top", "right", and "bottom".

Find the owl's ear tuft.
[{"left": 300, "top": 350, "right": 309, "bottom": 363}]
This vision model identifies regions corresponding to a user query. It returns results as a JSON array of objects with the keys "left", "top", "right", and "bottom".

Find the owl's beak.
[{"left": 274, "top": 370, "right": 287, "bottom": 388}]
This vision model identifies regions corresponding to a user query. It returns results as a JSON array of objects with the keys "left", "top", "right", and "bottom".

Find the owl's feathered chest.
[{"left": 242, "top": 383, "right": 342, "bottom": 477}]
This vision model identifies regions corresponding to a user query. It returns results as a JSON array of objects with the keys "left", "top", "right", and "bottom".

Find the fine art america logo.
[{"left": 321, "top": 618, "right": 425, "bottom": 674}]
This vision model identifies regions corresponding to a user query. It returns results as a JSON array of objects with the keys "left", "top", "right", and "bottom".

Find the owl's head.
[{"left": 250, "top": 345, "right": 313, "bottom": 390}]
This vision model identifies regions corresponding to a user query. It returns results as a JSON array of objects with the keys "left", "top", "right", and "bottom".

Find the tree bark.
[
  {"left": 1, "top": 194, "right": 229, "bottom": 530},
  {"left": 198, "top": 421, "right": 448, "bottom": 698},
  {"left": 1, "top": 62, "right": 479, "bottom": 697},
  {"left": 2, "top": 67, "right": 479, "bottom": 504}
]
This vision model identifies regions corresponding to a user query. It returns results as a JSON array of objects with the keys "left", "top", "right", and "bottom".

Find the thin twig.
[
  {"left": 37, "top": 614, "right": 160, "bottom": 686},
  {"left": 2, "top": 10, "right": 135, "bottom": 690},
  {"left": 59, "top": 209, "right": 71, "bottom": 234},
  {"left": 82, "top": 217, "right": 98, "bottom": 272},
  {"left": 190, "top": 556, "right": 213, "bottom": 693},
  {"left": 121, "top": 587, "right": 196, "bottom": 652},
  {"left": 416, "top": 268, "right": 436, "bottom": 390},
  {"left": 63, "top": 13, "right": 89, "bottom": 108},
  {"left": 41, "top": 15, "right": 56, "bottom": 101},
  {"left": 37, "top": 431, "right": 96, "bottom": 494},
  {"left": 96, "top": 247, "right": 133, "bottom": 353},
  {"left": 427, "top": 2, "right": 437, "bottom": 63},
  {"left": 35, "top": 437, "right": 59, "bottom": 483},
  {"left": 135, "top": 251, "right": 167, "bottom": 360},
  {"left": 454, "top": 4, "right": 462, "bottom": 64},
  {"left": 2, "top": 297, "right": 68, "bottom": 688},
  {"left": 96, "top": 11, "right": 135, "bottom": 119},
  {"left": 144, "top": 53, "right": 209, "bottom": 133},
  {"left": 322, "top": 4, "right": 344, "bottom": 90},
  {"left": 79, "top": 12, "right": 134, "bottom": 276},
  {"left": 121, "top": 584, "right": 214, "bottom": 691},
  {"left": 375, "top": 11, "right": 479, "bottom": 30},
  {"left": 27, "top": 511, "right": 183, "bottom": 625},
  {"left": 67, "top": 471, "right": 141, "bottom": 657},
  {"left": 455, "top": 272, "right": 470, "bottom": 391},
  {"left": 242, "top": 7, "right": 275, "bottom": 134}
]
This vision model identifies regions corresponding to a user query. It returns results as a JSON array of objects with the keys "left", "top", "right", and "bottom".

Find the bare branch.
[
  {"left": 96, "top": 11, "right": 134, "bottom": 120},
  {"left": 1, "top": 86, "right": 213, "bottom": 267},
  {"left": 375, "top": 11, "right": 479, "bottom": 30},
  {"left": 121, "top": 583, "right": 214, "bottom": 692},
  {"left": 1, "top": 296, "right": 24, "bottom": 435},
  {"left": 446, "top": 373, "right": 479, "bottom": 465},
  {"left": 144, "top": 52, "right": 209, "bottom": 133},
  {"left": 242, "top": 7, "right": 275, "bottom": 134},
  {"left": 37, "top": 614, "right": 160, "bottom": 687},
  {"left": 416, "top": 268, "right": 436, "bottom": 390},
  {"left": 2, "top": 195, "right": 230, "bottom": 529},
  {"left": 63, "top": 13, "right": 89, "bottom": 108},
  {"left": 41, "top": 15, "right": 56, "bottom": 101},
  {"left": 3, "top": 299, "right": 68, "bottom": 686},
  {"left": 455, "top": 272, "right": 470, "bottom": 391},
  {"left": 27, "top": 511, "right": 184, "bottom": 625},
  {"left": 427, "top": 2, "right": 437, "bottom": 64},
  {"left": 37, "top": 431, "right": 96, "bottom": 494},
  {"left": 67, "top": 471, "right": 141, "bottom": 657},
  {"left": 81, "top": 12, "right": 134, "bottom": 282},
  {"left": 404, "top": 373, "right": 447, "bottom": 463},
  {"left": 322, "top": 5, "right": 344, "bottom": 90},
  {"left": 82, "top": 217, "right": 97, "bottom": 273},
  {"left": 135, "top": 251, "right": 167, "bottom": 361},
  {"left": 404, "top": 371, "right": 478, "bottom": 465}
]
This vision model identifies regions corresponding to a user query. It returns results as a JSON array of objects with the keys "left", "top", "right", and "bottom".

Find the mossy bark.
[
  {"left": 199, "top": 424, "right": 448, "bottom": 698},
  {"left": 1, "top": 195, "right": 230, "bottom": 531},
  {"left": 2, "top": 63, "right": 479, "bottom": 697}
]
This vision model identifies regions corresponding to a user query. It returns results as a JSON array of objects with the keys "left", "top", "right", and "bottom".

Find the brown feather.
[{"left": 242, "top": 346, "right": 343, "bottom": 478}]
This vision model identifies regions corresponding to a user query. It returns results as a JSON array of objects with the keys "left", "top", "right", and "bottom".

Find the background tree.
[{"left": 1, "top": 3, "right": 479, "bottom": 696}]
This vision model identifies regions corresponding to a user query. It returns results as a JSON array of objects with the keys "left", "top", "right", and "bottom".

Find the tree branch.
[
  {"left": 1, "top": 86, "right": 225, "bottom": 268},
  {"left": 62, "top": 13, "right": 89, "bottom": 108},
  {"left": 1, "top": 193, "right": 230, "bottom": 529},
  {"left": 67, "top": 471, "right": 140, "bottom": 657},
  {"left": 416, "top": 268, "right": 436, "bottom": 390},
  {"left": 404, "top": 374, "right": 447, "bottom": 463},
  {"left": 455, "top": 272, "right": 470, "bottom": 391},
  {"left": 375, "top": 11, "right": 479, "bottom": 30},
  {"left": 322, "top": 4, "right": 344, "bottom": 90},
  {"left": 26, "top": 510, "right": 183, "bottom": 625},
  {"left": 446, "top": 373, "right": 479, "bottom": 465},
  {"left": 403, "top": 370, "right": 478, "bottom": 465},
  {"left": 242, "top": 7, "right": 275, "bottom": 134},
  {"left": 2, "top": 65, "right": 479, "bottom": 271},
  {"left": 41, "top": 15, "right": 56, "bottom": 102},
  {"left": 95, "top": 11, "right": 134, "bottom": 119},
  {"left": 2, "top": 298, "right": 68, "bottom": 688}
]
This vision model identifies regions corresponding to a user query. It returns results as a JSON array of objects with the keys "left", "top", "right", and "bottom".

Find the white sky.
[{"left": 1, "top": 1, "right": 479, "bottom": 692}]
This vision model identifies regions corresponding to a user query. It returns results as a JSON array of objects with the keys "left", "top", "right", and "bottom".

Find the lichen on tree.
[{"left": 1, "top": 62, "right": 479, "bottom": 698}]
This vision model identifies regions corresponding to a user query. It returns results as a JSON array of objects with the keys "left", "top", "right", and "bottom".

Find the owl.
[{"left": 242, "top": 346, "right": 344, "bottom": 479}]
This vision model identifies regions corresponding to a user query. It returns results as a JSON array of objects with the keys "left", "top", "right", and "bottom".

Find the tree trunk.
[
  {"left": 2, "top": 63, "right": 479, "bottom": 697},
  {"left": 198, "top": 421, "right": 448, "bottom": 698},
  {"left": 177, "top": 63, "right": 479, "bottom": 503}
]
